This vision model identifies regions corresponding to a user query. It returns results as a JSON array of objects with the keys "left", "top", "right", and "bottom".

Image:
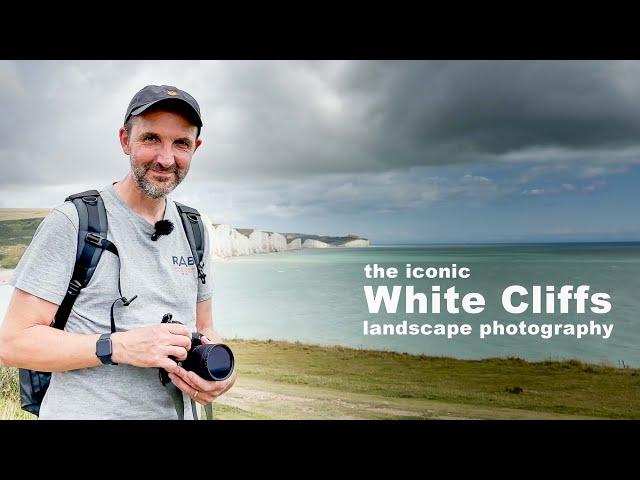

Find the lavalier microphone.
[{"left": 151, "top": 219, "right": 174, "bottom": 241}]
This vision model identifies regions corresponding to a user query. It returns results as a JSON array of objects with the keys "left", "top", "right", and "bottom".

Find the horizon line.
[{"left": 370, "top": 240, "right": 640, "bottom": 246}]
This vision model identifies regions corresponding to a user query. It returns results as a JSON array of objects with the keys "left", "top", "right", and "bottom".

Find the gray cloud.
[
  {"left": 172, "top": 168, "right": 503, "bottom": 230},
  {"left": 3, "top": 60, "right": 640, "bottom": 192}
]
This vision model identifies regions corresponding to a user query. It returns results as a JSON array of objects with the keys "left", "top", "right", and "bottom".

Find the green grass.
[
  {"left": 0, "top": 244, "right": 28, "bottom": 269},
  {"left": 206, "top": 403, "right": 271, "bottom": 420},
  {"left": 2, "top": 339, "right": 638, "bottom": 419},
  {"left": 0, "top": 367, "right": 35, "bottom": 420},
  {"left": 0, "top": 217, "right": 43, "bottom": 268},
  {"left": 225, "top": 338, "right": 640, "bottom": 419}
]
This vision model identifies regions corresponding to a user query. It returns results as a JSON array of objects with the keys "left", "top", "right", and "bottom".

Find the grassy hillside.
[
  {"left": 2, "top": 339, "right": 638, "bottom": 419},
  {"left": 0, "top": 209, "right": 50, "bottom": 221},
  {"left": 0, "top": 217, "right": 44, "bottom": 268}
]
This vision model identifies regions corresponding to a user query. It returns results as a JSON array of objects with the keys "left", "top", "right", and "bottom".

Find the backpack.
[{"left": 18, "top": 189, "right": 207, "bottom": 417}]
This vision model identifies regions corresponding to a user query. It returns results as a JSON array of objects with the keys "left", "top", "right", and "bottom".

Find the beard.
[{"left": 130, "top": 155, "right": 189, "bottom": 199}]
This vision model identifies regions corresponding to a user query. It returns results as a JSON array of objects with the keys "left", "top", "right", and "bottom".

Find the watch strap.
[{"left": 96, "top": 333, "right": 117, "bottom": 365}]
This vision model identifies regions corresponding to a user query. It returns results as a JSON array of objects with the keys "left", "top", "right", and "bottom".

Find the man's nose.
[{"left": 156, "top": 143, "right": 175, "bottom": 168}]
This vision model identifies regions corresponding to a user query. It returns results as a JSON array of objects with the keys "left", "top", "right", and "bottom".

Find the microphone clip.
[{"left": 151, "top": 219, "right": 174, "bottom": 241}]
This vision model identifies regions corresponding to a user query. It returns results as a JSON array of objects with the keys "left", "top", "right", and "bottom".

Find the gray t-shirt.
[{"left": 9, "top": 183, "right": 213, "bottom": 419}]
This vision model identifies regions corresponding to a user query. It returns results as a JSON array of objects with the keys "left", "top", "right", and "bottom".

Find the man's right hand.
[{"left": 111, "top": 324, "right": 192, "bottom": 374}]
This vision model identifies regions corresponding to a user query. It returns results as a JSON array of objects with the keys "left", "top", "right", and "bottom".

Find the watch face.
[{"left": 97, "top": 338, "right": 112, "bottom": 357}]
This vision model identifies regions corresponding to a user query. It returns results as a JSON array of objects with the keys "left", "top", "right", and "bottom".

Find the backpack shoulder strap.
[
  {"left": 53, "top": 190, "right": 118, "bottom": 330},
  {"left": 174, "top": 201, "right": 207, "bottom": 285}
]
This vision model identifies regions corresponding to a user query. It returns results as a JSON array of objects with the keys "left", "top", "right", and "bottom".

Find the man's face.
[{"left": 119, "top": 109, "right": 202, "bottom": 199}]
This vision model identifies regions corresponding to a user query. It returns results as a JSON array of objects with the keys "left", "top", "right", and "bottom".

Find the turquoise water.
[
  {"left": 1, "top": 243, "right": 639, "bottom": 366},
  {"left": 210, "top": 243, "right": 640, "bottom": 367}
]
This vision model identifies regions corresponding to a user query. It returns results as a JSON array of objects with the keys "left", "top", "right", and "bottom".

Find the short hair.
[{"left": 123, "top": 100, "right": 201, "bottom": 139}]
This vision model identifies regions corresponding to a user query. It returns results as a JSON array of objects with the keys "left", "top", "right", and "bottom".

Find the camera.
[{"left": 158, "top": 313, "right": 235, "bottom": 386}]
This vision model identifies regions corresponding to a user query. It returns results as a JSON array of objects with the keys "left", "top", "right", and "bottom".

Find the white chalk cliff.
[
  {"left": 199, "top": 212, "right": 369, "bottom": 260},
  {"left": 302, "top": 239, "right": 331, "bottom": 249},
  {"left": 338, "top": 239, "right": 370, "bottom": 248},
  {"left": 286, "top": 238, "right": 302, "bottom": 250}
]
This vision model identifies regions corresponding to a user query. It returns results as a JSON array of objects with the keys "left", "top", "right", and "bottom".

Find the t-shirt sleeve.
[
  {"left": 9, "top": 207, "right": 78, "bottom": 305},
  {"left": 196, "top": 221, "right": 213, "bottom": 303}
]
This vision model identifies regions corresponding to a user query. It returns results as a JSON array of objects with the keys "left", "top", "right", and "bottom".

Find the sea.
[{"left": 1, "top": 243, "right": 639, "bottom": 367}]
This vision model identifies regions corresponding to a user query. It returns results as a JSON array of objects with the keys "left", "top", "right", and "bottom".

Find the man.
[{"left": 0, "top": 85, "right": 236, "bottom": 419}]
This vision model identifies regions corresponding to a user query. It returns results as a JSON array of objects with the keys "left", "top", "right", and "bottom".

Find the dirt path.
[{"left": 212, "top": 376, "right": 600, "bottom": 420}]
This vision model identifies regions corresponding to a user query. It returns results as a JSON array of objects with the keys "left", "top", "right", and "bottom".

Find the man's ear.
[
  {"left": 194, "top": 138, "right": 203, "bottom": 153},
  {"left": 119, "top": 127, "right": 131, "bottom": 155}
]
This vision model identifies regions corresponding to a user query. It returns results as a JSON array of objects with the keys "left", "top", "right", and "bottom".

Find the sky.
[{"left": 1, "top": 60, "right": 639, "bottom": 243}]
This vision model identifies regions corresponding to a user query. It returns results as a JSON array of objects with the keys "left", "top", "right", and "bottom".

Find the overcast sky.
[{"left": 1, "top": 60, "right": 639, "bottom": 243}]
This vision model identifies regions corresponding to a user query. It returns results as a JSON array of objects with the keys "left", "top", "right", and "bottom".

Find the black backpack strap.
[
  {"left": 53, "top": 190, "right": 118, "bottom": 330},
  {"left": 20, "top": 189, "right": 120, "bottom": 417},
  {"left": 174, "top": 201, "right": 206, "bottom": 285}
]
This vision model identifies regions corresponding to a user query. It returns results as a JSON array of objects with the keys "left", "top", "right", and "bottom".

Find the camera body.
[{"left": 159, "top": 313, "right": 235, "bottom": 386}]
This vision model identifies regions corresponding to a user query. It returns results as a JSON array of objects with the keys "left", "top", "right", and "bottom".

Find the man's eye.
[{"left": 143, "top": 136, "right": 158, "bottom": 142}]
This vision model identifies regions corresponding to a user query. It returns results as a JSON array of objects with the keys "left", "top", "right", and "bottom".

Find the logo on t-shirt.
[{"left": 172, "top": 255, "right": 196, "bottom": 276}]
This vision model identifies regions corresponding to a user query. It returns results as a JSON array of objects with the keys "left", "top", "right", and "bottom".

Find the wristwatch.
[{"left": 96, "top": 333, "right": 117, "bottom": 365}]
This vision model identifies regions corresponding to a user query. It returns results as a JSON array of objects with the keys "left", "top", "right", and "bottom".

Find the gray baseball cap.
[{"left": 124, "top": 84, "right": 203, "bottom": 129}]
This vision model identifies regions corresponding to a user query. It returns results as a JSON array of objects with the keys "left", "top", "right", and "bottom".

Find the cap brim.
[{"left": 129, "top": 98, "right": 202, "bottom": 127}]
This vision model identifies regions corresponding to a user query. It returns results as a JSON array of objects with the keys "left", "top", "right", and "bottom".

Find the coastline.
[{"left": 201, "top": 213, "right": 370, "bottom": 260}]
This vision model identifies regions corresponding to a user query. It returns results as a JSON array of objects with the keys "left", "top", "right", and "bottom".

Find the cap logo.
[{"left": 167, "top": 90, "right": 178, "bottom": 96}]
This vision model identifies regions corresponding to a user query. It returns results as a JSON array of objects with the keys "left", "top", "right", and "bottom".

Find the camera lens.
[
  {"left": 185, "top": 344, "right": 234, "bottom": 381},
  {"left": 206, "top": 344, "right": 234, "bottom": 380}
]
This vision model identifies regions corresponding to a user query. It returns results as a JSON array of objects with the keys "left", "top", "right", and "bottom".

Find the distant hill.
[
  {"left": 0, "top": 209, "right": 50, "bottom": 221},
  {"left": 282, "top": 233, "right": 367, "bottom": 246}
]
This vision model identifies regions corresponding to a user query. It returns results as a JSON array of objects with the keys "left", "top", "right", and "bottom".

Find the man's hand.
[
  {"left": 111, "top": 324, "right": 193, "bottom": 374},
  {"left": 167, "top": 336, "right": 237, "bottom": 404}
]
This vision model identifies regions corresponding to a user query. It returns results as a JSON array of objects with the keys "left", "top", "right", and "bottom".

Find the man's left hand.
[{"left": 167, "top": 336, "right": 237, "bottom": 405}]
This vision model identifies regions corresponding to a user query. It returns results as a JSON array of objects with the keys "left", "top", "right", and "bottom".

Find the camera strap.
[
  {"left": 164, "top": 382, "right": 214, "bottom": 420},
  {"left": 202, "top": 401, "right": 214, "bottom": 420},
  {"left": 166, "top": 382, "right": 187, "bottom": 420},
  {"left": 189, "top": 399, "right": 214, "bottom": 420}
]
